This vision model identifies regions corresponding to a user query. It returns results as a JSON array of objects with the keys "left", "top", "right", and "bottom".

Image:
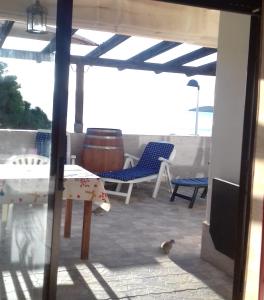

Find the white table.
[{"left": 0, "top": 164, "right": 110, "bottom": 259}]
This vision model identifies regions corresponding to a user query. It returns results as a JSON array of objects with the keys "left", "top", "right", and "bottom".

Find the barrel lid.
[{"left": 86, "top": 128, "right": 122, "bottom": 136}]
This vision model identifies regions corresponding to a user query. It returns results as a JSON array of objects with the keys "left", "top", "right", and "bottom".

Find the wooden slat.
[
  {"left": 165, "top": 47, "right": 217, "bottom": 67},
  {"left": 85, "top": 34, "right": 130, "bottom": 58},
  {"left": 127, "top": 41, "right": 181, "bottom": 63},
  {"left": 42, "top": 28, "right": 78, "bottom": 54}
]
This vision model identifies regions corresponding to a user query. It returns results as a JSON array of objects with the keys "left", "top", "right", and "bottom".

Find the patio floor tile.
[{"left": 0, "top": 183, "right": 232, "bottom": 299}]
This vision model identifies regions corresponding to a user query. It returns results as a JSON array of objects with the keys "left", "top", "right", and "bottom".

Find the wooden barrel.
[{"left": 82, "top": 128, "right": 124, "bottom": 173}]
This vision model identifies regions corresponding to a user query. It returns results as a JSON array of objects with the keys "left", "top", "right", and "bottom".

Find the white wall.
[
  {"left": 206, "top": 12, "right": 250, "bottom": 222},
  {"left": 123, "top": 134, "right": 210, "bottom": 178},
  {"left": 71, "top": 132, "right": 211, "bottom": 178},
  {"left": 0, "top": 130, "right": 211, "bottom": 179},
  {"left": 0, "top": 129, "right": 36, "bottom": 163},
  {"left": 201, "top": 12, "right": 251, "bottom": 275}
]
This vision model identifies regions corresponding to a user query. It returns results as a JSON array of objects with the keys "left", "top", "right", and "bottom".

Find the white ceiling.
[{"left": 0, "top": 0, "right": 219, "bottom": 47}]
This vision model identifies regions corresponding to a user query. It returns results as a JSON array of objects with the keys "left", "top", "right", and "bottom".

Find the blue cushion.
[
  {"left": 99, "top": 167, "right": 157, "bottom": 182},
  {"left": 35, "top": 131, "right": 51, "bottom": 157},
  {"left": 171, "top": 177, "right": 208, "bottom": 187},
  {"left": 99, "top": 142, "right": 174, "bottom": 181}
]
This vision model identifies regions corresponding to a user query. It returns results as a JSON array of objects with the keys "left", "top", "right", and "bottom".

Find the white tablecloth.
[{"left": 0, "top": 164, "right": 110, "bottom": 211}]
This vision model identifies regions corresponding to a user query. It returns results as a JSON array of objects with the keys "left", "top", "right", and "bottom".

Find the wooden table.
[
  {"left": 63, "top": 165, "right": 110, "bottom": 259},
  {"left": 0, "top": 164, "right": 110, "bottom": 260}
]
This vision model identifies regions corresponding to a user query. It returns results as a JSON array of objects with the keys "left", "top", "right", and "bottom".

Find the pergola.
[
  {"left": 1, "top": 2, "right": 264, "bottom": 300},
  {"left": 0, "top": 20, "right": 217, "bottom": 133}
]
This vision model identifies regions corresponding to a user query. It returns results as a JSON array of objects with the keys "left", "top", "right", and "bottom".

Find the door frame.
[
  {"left": 232, "top": 14, "right": 261, "bottom": 300},
  {"left": 42, "top": 0, "right": 73, "bottom": 299}
]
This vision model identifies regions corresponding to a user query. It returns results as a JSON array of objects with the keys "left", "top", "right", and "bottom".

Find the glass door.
[{"left": 0, "top": 1, "right": 73, "bottom": 299}]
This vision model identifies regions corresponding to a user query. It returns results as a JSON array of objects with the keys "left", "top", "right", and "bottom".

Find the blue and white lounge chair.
[
  {"left": 35, "top": 130, "right": 51, "bottom": 158},
  {"left": 35, "top": 130, "right": 73, "bottom": 163},
  {"left": 98, "top": 142, "right": 176, "bottom": 204}
]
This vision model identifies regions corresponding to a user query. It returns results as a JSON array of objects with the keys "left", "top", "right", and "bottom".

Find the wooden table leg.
[
  {"left": 64, "top": 199, "right": 73, "bottom": 238},
  {"left": 81, "top": 201, "right": 92, "bottom": 260}
]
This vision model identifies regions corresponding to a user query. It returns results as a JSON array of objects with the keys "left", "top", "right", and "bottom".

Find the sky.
[{"left": 0, "top": 35, "right": 216, "bottom": 136}]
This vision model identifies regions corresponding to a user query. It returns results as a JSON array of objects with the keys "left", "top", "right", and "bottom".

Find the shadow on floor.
[
  {"left": 0, "top": 183, "right": 232, "bottom": 299},
  {"left": 57, "top": 183, "right": 233, "bottom": 300}
]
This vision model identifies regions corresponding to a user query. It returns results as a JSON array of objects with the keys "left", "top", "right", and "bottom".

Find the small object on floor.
[
  {"left": 160, "top": 239, "right": 175, "bottom": 254},
  {"left": 92, "top": 206, "right": 105, "bottom": 216}
]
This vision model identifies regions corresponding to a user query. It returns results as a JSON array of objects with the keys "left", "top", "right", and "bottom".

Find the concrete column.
[{"left": 201, "top": 11, "right": 251, "bottom": 276}]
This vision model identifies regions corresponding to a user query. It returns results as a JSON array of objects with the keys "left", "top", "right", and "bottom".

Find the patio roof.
[{"left": 0, "top": 20, "right": 217, "bottom": 76}]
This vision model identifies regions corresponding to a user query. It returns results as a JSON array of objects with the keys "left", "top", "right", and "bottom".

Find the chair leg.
[
  {"left": 125, "top": 183, "right": 133, "bottom": 205},
  {"left": 152, "top": 162, "right": 165, "bottom": 198},
  {"left": 165, "top": 164, "right": 173, "bottom": 193},
  {"left": 201, "top": 187, "right": 208, "bottom": 198},
  {"left": 116, "top": 183, "right": 122, "bottom": 192},
  {"left": 2, "top": 204, "right": 9, "bottom": 223},
  {"left": 170, "top": 185, "right": 179, "bottom": 202},
  {"left": 188, "top": 187, "right": 199, "bottom": 209}
]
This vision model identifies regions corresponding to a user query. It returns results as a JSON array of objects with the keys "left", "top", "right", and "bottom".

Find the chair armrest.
[
  {"left": 124, "top": 153, "right": 140, "bottom": 161},
  {"left": 158, "top": 147, "right": 176, "bottom": 165},
  {"left": 158, "top": 157, "right": 175, "bottom": 166},
  {"left": 123, "top": 153, "right": 139, "bottom": 169}
]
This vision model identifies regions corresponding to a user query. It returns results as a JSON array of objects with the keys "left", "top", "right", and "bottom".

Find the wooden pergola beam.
[
  {"left": 42, "top": 28, "right": 78, "bottom": 54},
  {"left": 0, "top": 21, "right": 14, "bottom": 48},
  {"left": 195, "top": 61, "right": 217, "bottom": 76},
  {"left": 165, "top": 47, "right": 217, "bottom": 67},
  {"left": 0, "top": 47, "right": 216, "bottom": 75},
  {"left": 74, "top": 63, "right": 84, "bottom": 133},
  {"left": 72, "top": 56, "right": 216, "bottom": 76},
  {"left": 127, "top": 41, "right": 181, "bottom": 63},
  {"left": 85, "top": 34, "right": 129, "bottom": 59},
  {"left": 0, "top": 48, "right": 53, "bottom": 62}
]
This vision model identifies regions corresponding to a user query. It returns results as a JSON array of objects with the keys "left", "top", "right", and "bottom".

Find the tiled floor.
[
  {"left": 57, "top": 183, "right": 233, "bottom": 300},
  {"left": 0, "top": 183, "right": 233, "bottom": 299}
]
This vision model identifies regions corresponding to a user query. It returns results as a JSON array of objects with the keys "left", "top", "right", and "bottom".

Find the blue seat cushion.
[
  {"left": 98, "top": 167, "right": 157, "bottom": 182},
  {"left": 171, "top": 177, "right": 208, "bottom": 187},
  {"left": 99, "top": 142, "right": 174, "bottom": 182},
  {"left": 137, "top": 142, "right": 174, "bottom": 173}
]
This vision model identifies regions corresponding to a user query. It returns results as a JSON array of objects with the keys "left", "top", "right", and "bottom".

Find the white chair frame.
[
  {"left": 2, "top": 132, "right": 75, "bottom": 223},
  {"left": 101, "top": 148, "right": 176, "bottom": 205},
  {"left": 1, "top": 154, "right": 50, "bottom": 224},
  {"left": 6, "top": 154, "right": 49, "bottom": 165},
  {"left": 36, "top": 130, "right": 72, "bottom": 164}
]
